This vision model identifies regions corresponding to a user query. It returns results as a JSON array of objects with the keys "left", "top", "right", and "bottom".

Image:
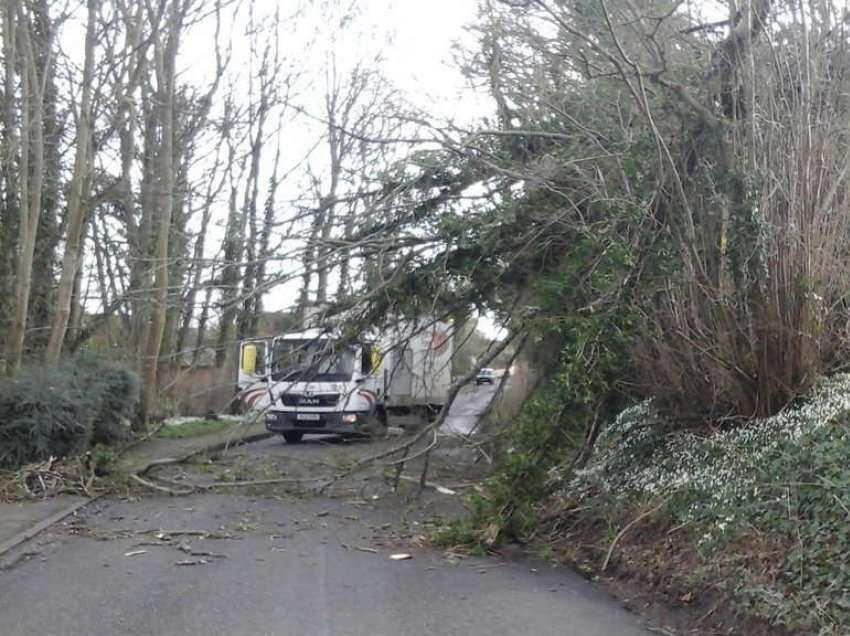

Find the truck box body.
[{"left": 381, "top": 320, "right": 452, "bottom": 412}]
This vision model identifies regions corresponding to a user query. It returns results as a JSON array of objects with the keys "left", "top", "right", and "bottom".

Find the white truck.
[{"left": 236, "top": 321, "right": 453, "bottom": 443}]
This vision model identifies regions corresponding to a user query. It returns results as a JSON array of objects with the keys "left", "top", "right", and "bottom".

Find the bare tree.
[
  {"left": 7, "top": 0, "right": 50, "bottom": 374},
  {"left": 140, "top": 0, "right": 184, "bottom": 425},
  {"left": 44, "top": 0, "right": 98, "bottom": 363},
  {"left": 297, "top": 58, "right": 404, "bottom": 316}
]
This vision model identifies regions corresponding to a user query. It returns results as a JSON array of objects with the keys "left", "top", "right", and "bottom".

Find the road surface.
[
  {"left": 0, "top": 379, "right": 653, "bottom": 636},
  {"left": 0, "top": 494, "right": 650, "bottom": 636},
  {"left": 442, "top": 376, "right": 502, "bottom": 435}
]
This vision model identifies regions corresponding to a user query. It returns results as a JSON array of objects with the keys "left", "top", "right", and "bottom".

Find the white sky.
[{"left": 380, "top": 0, "right": 480, "bottom": 113}]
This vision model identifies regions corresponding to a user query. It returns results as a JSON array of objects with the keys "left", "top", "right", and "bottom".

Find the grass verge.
[{"left": 156, "top": 419, "right": 234, "bottom": 439}]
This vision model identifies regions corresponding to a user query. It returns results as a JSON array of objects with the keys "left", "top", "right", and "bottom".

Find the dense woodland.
[
  {"left": 3, "top": 0, "right": 850, "bottom": 439},
  {"left": 0, "top": 0, "right": 414, "bottom": 424}
]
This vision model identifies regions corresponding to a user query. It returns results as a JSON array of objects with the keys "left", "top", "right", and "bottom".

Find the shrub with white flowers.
[
  {"left": 552, "top": 375, "right": 850, "bottom": 631},
  {"left": 570, "top": 374, "right": 850, "bottom": 531}
]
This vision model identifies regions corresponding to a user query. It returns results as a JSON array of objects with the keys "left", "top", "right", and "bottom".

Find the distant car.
[{"left": 475, "top": 368, "right": 495, "bottom": 385}]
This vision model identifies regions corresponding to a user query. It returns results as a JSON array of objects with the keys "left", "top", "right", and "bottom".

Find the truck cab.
[{"left": 238, "top": 330, "right": 384, "bottom": 443}]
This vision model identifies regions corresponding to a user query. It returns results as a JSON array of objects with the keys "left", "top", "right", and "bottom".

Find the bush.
[
  {"left": 0, "top": 358, "right": 139, "bottom": 470},
  {"left": 457, "top": 382, "right": 580, "bottom": 546},
  {"left": 437, "top": 243, "right": 640, "bottom": 549},
  {"left": 569, "top": 373, "right": 850, "bottom": 632},
  {"left": 84, "top": 362, "right": 138, "bottom": 444},
  {"left": 0, "top": 365, "right": 92, "bottom": 470},
  {"left": 572, "top": 374, "right": 850, "bottom": 524},
  {"left": 634, "top": 28, "right": 850, "bottom": 425}
]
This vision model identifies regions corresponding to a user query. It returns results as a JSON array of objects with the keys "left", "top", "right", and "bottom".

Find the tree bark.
[
  {"left": 27, "top": 0, "right": 62, "bottom": 354},
  {"left": 0, "top": 0, "right": 20, "bottom": 373},
  {"left": 215, "top": 109, "right": 246, "bottom": 367},
  {"left": 9, "top": 4, "right": 48, "bottom": 374},
  {"left": 140, "top": 0, "right": 182, "bottom": 426},
  {"left": 44, "top": 0, "right": 97, "bottom": 363}
]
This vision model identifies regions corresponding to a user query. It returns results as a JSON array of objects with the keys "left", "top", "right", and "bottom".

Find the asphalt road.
[
  {"left": 442, "top": 377, "right": 502, "bottom": 435},
  {"left": 0, "top": 495, "right": 650, "bottom": 636},
  {"left": 0, "top": 380, "right": 653, "bottom": 636}
]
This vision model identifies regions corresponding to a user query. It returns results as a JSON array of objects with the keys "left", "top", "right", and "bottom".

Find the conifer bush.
[
  {"left": 78, "top": 359, "right": 138, "bottom": 444},
  {"left": 0, "top": 358, "right": 139, "bottom": 470}
]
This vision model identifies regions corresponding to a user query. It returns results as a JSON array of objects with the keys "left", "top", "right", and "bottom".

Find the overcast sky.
[{"left": 380, "top": 0, "right": 480, "bottom": 112}]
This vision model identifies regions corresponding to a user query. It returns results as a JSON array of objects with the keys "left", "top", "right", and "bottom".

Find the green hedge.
[
  {"left": 0, "top": 358, "right": 139, "bottom": 470},
  {"left": 75, "top": 358, "right": 139, "bottom": 444}
]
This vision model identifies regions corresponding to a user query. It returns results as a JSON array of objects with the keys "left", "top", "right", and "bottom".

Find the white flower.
[{"left": 566, "top": 374, "right": 850, "bottom": 527}]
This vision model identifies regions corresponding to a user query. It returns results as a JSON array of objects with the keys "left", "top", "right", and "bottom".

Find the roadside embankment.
[{"left": 546, "top": 374, "right": 850, "bottom": 635}]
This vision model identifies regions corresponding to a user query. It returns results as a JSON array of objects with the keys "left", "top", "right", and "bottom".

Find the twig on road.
[
  {"left": 129, "top": 473, "right": 195, "bottom": 496},
  {"left": 384, "top": 428, "right": 439, "bottom": 467},
  {"left": 391, "top": 444, "right": 410, "bottom": 491},
  {"left": 317, "top": 333, "right": 521, "bottom": 494},
  {"left": 130, "top": 472, "right": 315, "bottom": 495},
  {"left": 388, "top": 473, "right": 457, "bottom": 495},
  {"left": 418, "top": 445, "right": 432, "bottom": 495},
  {"left": 196, "top": 477, "right": 316, "bottom": 489}
]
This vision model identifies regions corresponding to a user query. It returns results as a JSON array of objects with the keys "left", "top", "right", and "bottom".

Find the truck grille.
[{"left": 280, "top": 393, "right": 340, "bottom": 407}]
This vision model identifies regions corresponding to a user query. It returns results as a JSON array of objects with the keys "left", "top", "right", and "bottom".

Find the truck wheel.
[
  {"left": 282, "top": 432, "right": 303, "bottom": 444},
  {"left": 365, "top": 413, "right": 388, "bottom": 439}
]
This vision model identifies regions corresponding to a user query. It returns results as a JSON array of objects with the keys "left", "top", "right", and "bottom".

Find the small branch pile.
[{"left": 0, "top": 456, "right": 94, "bottom": 501}]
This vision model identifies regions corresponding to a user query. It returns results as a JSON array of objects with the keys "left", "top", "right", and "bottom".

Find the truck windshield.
[{"left": 271, "top": 339, "right": 356, "bottom": 382}]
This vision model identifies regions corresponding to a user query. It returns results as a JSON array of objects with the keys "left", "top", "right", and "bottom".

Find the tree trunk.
[
  {"left": 27, "top": 0, "right": 62, "bottom": 355},
  {"left": 215, "top": 118, "right": 246, "bottom": 367},
  {"left": 9, "top": 5, "right": 48, "bottom": 374},
  {"left": 0, "top": 0, "right": 20, "bottom": 373},
  {"left": 44, "top": 0, "right": 97, "bottom": 363},
  {"left": 246, "top": 140, "right": 282, "bottom": 335},
  {"left": 176, "top": 169, "right": 219, "bottom": 356},
  {"left": 140, "top": 0, "right": 181, "bottom": 426}
]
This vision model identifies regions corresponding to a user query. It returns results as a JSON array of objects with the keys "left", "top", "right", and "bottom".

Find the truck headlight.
[{"left": 342, "top": 413, "right": 358, "bottom": 423}]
